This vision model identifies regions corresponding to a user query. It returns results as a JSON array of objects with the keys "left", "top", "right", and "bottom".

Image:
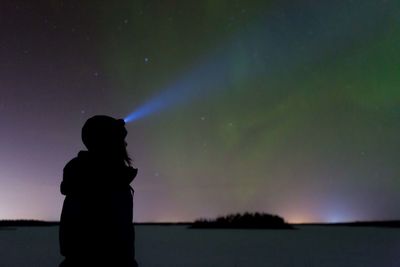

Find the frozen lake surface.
[{"left": 0, "top": 225, "right": 399, "bottom": 266}]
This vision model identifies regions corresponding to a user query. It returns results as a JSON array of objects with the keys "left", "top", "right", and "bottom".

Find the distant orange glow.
[
  {"left": 282, "top": 209, "right": 322, "bottom": 224},
  {"left": 285, "top": 214, "right": 314, "bottom": 224}
]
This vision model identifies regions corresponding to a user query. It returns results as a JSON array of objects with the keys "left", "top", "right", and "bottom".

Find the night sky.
[{"left": 1, "top": 0, "right": 400, "bottom": 223}]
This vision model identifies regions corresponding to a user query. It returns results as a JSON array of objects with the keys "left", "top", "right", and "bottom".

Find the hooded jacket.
[{"left": 59, "top": 150, "right": 137, "bottom": 265}]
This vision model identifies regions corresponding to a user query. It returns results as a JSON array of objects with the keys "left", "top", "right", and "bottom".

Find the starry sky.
[{"left": 1, "top": 0, "right": 400, "bottom": 223}]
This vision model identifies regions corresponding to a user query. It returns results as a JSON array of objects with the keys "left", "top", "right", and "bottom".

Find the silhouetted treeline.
[
  {"left": 0, "top": 220, "right": 59, "bottom": 227},
  {"left": 191, "top": 212, "right": 294, "bottom": 229}
]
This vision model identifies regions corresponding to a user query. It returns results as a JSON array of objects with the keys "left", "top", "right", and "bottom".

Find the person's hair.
[
  {"left": 123, "top": 142, "right": 132, "bottom": 167},
  {"left": 82, "top": 115, "right": 132, "bottom": 166}
]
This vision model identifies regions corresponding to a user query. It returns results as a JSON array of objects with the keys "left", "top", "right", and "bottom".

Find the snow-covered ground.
[{"left": 0, "top": 225, "right": 399, "bottom": 267}]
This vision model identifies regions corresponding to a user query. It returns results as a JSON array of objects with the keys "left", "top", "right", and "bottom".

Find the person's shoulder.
[
  {"left": 61, "top": 151, "right": 91, "bottom": 195},
  {"left": 63, "top": 151, "right": 90, "bottom": 173}
]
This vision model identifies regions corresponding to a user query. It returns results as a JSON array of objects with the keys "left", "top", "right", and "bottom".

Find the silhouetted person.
[{"left": 59, "top": 115, "right": 138, "bottom": 267}]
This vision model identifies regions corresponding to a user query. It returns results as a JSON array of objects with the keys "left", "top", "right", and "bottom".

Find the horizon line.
[{"left": 1, "top": 218, "right": 400, "bottom": 225}]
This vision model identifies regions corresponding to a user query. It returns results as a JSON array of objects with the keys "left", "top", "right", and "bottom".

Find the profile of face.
[{"left": 81, "top": 115, "right": 128, "bottom": 159}]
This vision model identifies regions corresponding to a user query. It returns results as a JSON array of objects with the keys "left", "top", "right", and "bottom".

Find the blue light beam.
[{"left": 124, "top": 55, "right": 230, "bottom": 123}]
